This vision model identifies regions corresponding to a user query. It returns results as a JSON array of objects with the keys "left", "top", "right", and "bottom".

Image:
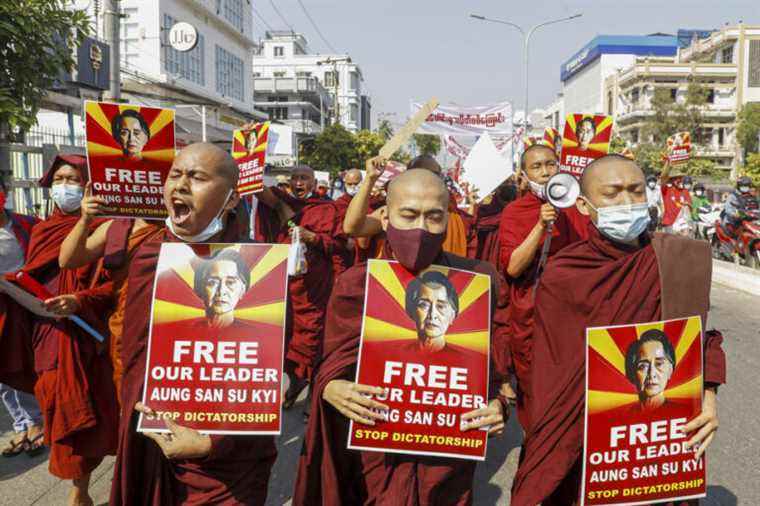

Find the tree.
[
  {"left": 354, "top": 129, "right": 384, "bottom": 170},
  {"left": 376, "top": 119, "right": 394, "bottom": 142},
  {"left": 0, "top": 1, "right": 90, "bottom": 135},
  {"left": 412, "top": 134, "right": 441, "bottom": 157},
  {"left": 737, "top": 103, "right": 760, "bottom": 156},
  {"left": 609, "top": 135, "right": 628, "bottom": 154},
  {"left": 299, "top": 124, "right": 357, "bottom": 177},
  {"left": 743, "top": 153, "right": 760, "bottom": 185}
]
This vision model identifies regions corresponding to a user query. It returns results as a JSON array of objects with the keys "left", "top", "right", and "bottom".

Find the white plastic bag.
[{"left": 287, "top": 226, "right": 308, "bottom": 276}]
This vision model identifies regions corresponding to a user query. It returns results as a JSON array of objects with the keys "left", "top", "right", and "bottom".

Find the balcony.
[
  {"left": 279, "top": 119, "right": 323, "bottom": 136},
  {"left": 254, "top": 77, "right": 332, "bottom": 104}
]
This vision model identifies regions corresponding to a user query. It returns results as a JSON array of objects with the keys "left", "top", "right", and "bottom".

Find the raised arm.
[
  {"left": 506, "top": 203, "right": 556, "bottom": 278},
  {"left": 659, "top": 159, "right": 672, "bottom": 186},
  {"left": 343, "top": 156, "right": 386, "bottom": 237},
  {"left": 59, "top": 182, "right": 112, "bottom": 269}
]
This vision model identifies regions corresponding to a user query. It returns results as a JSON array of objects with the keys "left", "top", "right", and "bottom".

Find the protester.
[
  {"left": 645, "top": 173, "right": 664, "bottom": 230},
  {"left": 511, "top": 155, "right": 726, "bottom": 505},
  {"left": 690, "top": 182, "right": 711, "bottom": 221},
  {"left": 110, "top": 143, "right": 277, "bottom": 505},
  {"left": 59, "top": 187, "right": 160, "bottom": 404},
  {"left": 316, "top": 179, "right": 331, "bottom": 200},
  {"left": 254, "top": 165, "right": 343, "bottom": 408},
  {"left": 294, "top": 165, "right": 510, "bottom": 505},
  {"left": 497, "top": 144, "right": 584, "bottom": 429},
  {"left": 332, "top": 168, "right": 364, "bottom": 273},
  {"left": 721, "top": 176, "right": 759, "bottom": 238},
  {"left": 660, "top": 163, "right": 693, "bottom": 235},
  {"left": 14, "top": 154, "right": 118, "bottom": 506},
  {"left": 0, "top": 182, "right": 44, "bottom": 458}
]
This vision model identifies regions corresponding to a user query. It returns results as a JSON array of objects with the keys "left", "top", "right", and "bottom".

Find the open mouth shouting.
[{"left": 168, "top": 195, "right": 193, "bottom": 227}]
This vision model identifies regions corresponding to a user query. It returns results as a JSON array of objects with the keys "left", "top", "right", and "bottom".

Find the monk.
[
  {"left": 498, "top": 144, "right": 585, "bottom": 428},
  {"left": 59, "top": 184, "right": 161, "bottom": 404},
  {"left": 511, "top": 155, "right": 726, "bottom": 505},
  {"left": 254, "top": 165, "right": 343, "bottom": 407},
  {"left": 110, "top": 143, "right": 277, "bottom": 505},
  {"left": 330, "top": 168, "right": 364, "bottom": 275},
  {"left": 294, "top": 166, "right": 511, "bottom": 506},
  {"left": 343, "top": 155, "right": 475, "bottom": 258},
  {"left": 19, "top": 154, "right": 118, "bottom": 506}
]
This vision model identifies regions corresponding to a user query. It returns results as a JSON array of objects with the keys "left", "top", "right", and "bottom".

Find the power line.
[
  {"left": 296, "top": 0, "right": 338, "bottom": 53},
  {"left": 252, "top": 8, "right": 275, "bottom": 32},
  {"left": 268, "top": 0, "right": 295, "bottom": 32}
]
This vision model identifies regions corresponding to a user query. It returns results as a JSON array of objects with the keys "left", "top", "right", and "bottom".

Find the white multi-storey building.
[{"left": 253, "top": 31, "right": 371, "bottom": 135}]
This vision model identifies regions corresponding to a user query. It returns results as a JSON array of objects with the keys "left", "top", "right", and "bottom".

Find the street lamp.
[{"left": 469, "top": 12, "right": 582, "bottom": 142}]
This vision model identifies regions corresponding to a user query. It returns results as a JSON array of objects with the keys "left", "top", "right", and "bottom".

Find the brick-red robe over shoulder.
[
  {"left": 111, "top": 223, "right": 277, "bottom": 506},
  {"left": 20, "top": 207, "right": 117, "bottom": 479},
  {"left": 293, "top": 251, "right": 507, "bottom": 506},
  {"left": 497, "top": 192, "right": 584, "bottom": 427},
  {"left": 510, "top": 227, "right": 727, "bottom": 506},
  {"left": 255, "top": 187, "right": 342, "bottom": 380}
]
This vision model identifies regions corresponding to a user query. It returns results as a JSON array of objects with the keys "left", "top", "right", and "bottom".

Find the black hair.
[
  {"left": 111, "top": 109, "right": 151, "bottom": 144},
  {"left": 193, "top": 248, "right": 250, "bottom": 299},
  {"left": 520, "top": 143, "right": 556, "bottom": 172},
  {"left": 404, "top": 270, "right": 459, "bottom": 322},
  {"left": 624, "top": 329, "right": 676, "bottom": 386},
  {"left": 575, "top": 116, "right": 596, "bottom": 140}
]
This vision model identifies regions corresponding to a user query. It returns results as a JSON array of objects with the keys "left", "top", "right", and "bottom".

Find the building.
[
  {"left": 560, "top": 34, "right": 679, "bottom": 115},
  {"left": 253, "top": 31, "right": 371, "bottom": 134},
  {"left": 605, "top": 24, "right": 760, "bottom": 174}
]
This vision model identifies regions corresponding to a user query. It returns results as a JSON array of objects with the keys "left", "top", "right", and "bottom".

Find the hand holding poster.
[
  {"left": 85, "top": 101, "right": 175, "bottom": 219},
  {"left": 138, "top": 243, "right": 289, "bottom": 435},
  {"left": 232, "top": 122, "right": 270, "bottom": 195},
  {"left": 561, "top": 114, "right": 613, "bottom": 177},
  {"left": 582, "top": 316, "right": 706, "bottom": 505},
  {"left": 666, "top": 132, "right": 691, "bottom": 165},
  {"left": 348, "top": 260, "right": 491, "bottom": 460}
]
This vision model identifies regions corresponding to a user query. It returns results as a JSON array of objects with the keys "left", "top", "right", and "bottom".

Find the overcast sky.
[{"left": 254, "top": 0, "right": 758, "bottom": 125}]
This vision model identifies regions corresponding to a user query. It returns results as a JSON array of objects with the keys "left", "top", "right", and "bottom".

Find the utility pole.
[
  {"left": 104, "top": 0, "right": 121, "bottom": 100},
  {"left": 317, "top": 56, "right": 350, "bottom": 127}
]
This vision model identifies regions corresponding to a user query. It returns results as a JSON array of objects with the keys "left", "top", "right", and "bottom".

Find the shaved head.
[
  {"left": 290, "top": 165, "right": 316, "bottom": 199},
  {"left": 387, "top": 169, "right": 448, "bottom": 208},
  {"left": 576, "top": 154, "right": 648, "bottom": 224},
  {"left": 580, "top": 154, "right": 642, "bottom": 196},
  {"left": 383, "top": 168, "right": 449, "bottom": 236},
  {"left": 408, "top": 155, "right": 442, "bottom": 175},
  {"left": 178, "top": 142, "right": 239, "bottom": 187},
  {"left": 344, "top": 168, "right": 362, "bottom": 185}
]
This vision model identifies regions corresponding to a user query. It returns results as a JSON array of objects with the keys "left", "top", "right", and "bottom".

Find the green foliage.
[
  {"left": 412, "top": 134, "right": 441, "bottom": 157},
  {"left": 736, "top": 103, "right": 760, "bottom": 154},
  {"left": 632, "top": 142, "right": 665, "bottom": 174},
  {"left": 641, "top": 81, "right": 709, "bottom": 145},
  {"left": 682, "top": 158, "right": 720, "bottom": 180},
  {"left": 299, "top": 124, "right": 357, "bottom": 177},
  {"left": 609, "top": 135, "right": 628, "bottom": 154},
  {"left": 743, "top": 153, "right": 760, "bottom": 185},
  {"left": 0, "top": 0, "right": 91, "bottom": 133},
  {"left": 354, "top": 129, "right": 384, "bottom": 170},
  {"left": 376, "top": 119, "right": 394, "bottom": 142}
]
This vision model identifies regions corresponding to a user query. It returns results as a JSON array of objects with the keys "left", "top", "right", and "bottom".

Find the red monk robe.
[
  {"left": 498, "top": 192, "right": 584, "bottom": 428},
  {"left": 330, "top": 192, "right": 356, "bottom": 275},
  {"left": 111, "top": 222, "right": 277, "bottom": 506},
  {"left": 294, "top": 249, "right": 509, "bottom": 506},
  {"left": 510, "top": 226, "right": 726, "bottom": 506},
  {"left": 255, "top": 187, "right": 342, "bottom": 380},
  {"left": 19, "top": 155, "right": 118, "bottom": 479}
]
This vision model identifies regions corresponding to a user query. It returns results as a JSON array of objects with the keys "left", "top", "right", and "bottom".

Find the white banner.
[{"left": 411, "top": 101, "right": 513, "bottom": 136}]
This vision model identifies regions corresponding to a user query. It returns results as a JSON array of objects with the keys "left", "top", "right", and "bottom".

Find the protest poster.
[
  {"left": 85, "top": 101, "right": 175, "bottom": 219},
  {"left": 461, "top": 132, "right": 514, "bottom": 203},
  {"left": 138, "top": 243, "right": 289, "bottom": 435},
  {"left": 232, "top": 122, "right": 270, "bottom": 195},
  {"left": 560, "top": 114, "right": 613, "bottom": 177},
  {"left": 666, "top": 132, "right": 691, "bottom": 165},
  {"left": 581, "top": 316, "right": 705, "bottom": 505},
  {"left": 348, "top": 260, "right": 491, "bottom": 460},
  {"left": 544, "top": 127, "right": 563, "bottom": 159},
  {"left": 411, "top": 101, "right": 513, "bottom": 137},
  {"left": 373, "top": 161, "right": 406, "bottom": 192}
]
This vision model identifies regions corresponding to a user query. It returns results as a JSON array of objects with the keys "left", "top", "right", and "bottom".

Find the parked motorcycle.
[
  {"left": 694, "top": 204, "right": 720, "bottom": 242},
  {"left": 711, "top": 210, "right": 760, "bottom": 269}
]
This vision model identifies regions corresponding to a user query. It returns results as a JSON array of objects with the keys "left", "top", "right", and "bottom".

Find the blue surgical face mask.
[
  {"left": 585, "top": 199, "right": 651, "bottom": 244},
  {"left": 51, "top": 184, "right": 83, "bottom": 213},
  {"left": 165, "top": 190, "right": 233, "bottom": 243}
]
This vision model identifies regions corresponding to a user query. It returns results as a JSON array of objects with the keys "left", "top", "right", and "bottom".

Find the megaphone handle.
[{"left": 532, "top": 221, "right": 554, "bottom": 301}]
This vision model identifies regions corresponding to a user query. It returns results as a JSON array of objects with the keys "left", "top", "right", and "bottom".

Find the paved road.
[{"left": 0, "top": 283, "right": 755, "bottom": 505}]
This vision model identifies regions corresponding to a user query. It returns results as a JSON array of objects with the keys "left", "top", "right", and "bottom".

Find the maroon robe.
[
  {"left": 330, "top": 193, "right": 355, "bottom": 276},
  {"left": 498, "top": 192, "right": 583, "bottom": 427},
  {"left": 110, "top": 223, "right": 277, "bottom": 506},
  {"left": 294, "top": 250, "right": 508, "bottom": 506},
  {"left": 255, "top": 187, "right": 342, "bottom": 380},
  {"left": 510, "top": 226, "right": 727, "bottom": 506}
]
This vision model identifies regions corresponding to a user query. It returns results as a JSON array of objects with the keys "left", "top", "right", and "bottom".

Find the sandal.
[
  {"left": 2, "top": 434, "right": 29, "bottom": 458},
  {"left": 25, "top": 432, "right": 45, "bottom": 457}
]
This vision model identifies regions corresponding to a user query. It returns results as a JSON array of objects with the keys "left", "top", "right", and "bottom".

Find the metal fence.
[{"left": 8, "top": 126, "right": 85, "bottom": 217}]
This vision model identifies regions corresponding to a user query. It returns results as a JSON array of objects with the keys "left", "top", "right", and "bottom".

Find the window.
[
  {"left": 670, "top": 88, "right": 678, "bottom": 101},
  {"left": 296, "top": 71, "right": 312, "bottom": 77},
  {"left": 273, "top": 71, "right": 286, "bottom": 78},
  {"left": 215, "top": 45, "right": 244, "bottom": 101},
  {"left": 325, "top": 71, "right": 339, "bottom": 88},
  {"left": 749, "top": 40, "right": 760, "bottom": 87},
  {"left": 163, "top": 14, "right": 205, "bottom": 86},
  {"left": 223, "top": 0, "right": 244, "bottom": 32},
  {"left": 706, "top": 89, "right": 715, "bottom": 104},
  {"left": 350, "top": 103, "right": 358, "bottom": 122},
  {"left": 553, "top": 111, "right": 559, "bottom": 129},
  {"left": 607, "top": 91, "right": 613, "bottom": 115},
  {"left": 718, "top": 128, "right": 725, "bottom": 147},
  {"left": 274, "top": 46, "right": 284, "bottom": 57},
  {"left": 268, "top": 107, "right": 288, "bottom": 120},
  {"left": 350, "top": 72, "right": 359, "bottom": 91},
  {"left": 631, "top": 87, "right": 640, "bottom": 104},
  {"left": 631, "top": 129, "right": 639, "bottom": 143},
  {"left": 721, "top": 45, "right": 733, "bottom": 64}
]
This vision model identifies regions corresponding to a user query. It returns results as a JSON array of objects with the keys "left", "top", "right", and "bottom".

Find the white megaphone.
[
  {"left": 532, "top": 172, "right": 581, "bottom": 300},
  {"left": 545, "top": 172, "right": 581, "bottom": 209}
]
